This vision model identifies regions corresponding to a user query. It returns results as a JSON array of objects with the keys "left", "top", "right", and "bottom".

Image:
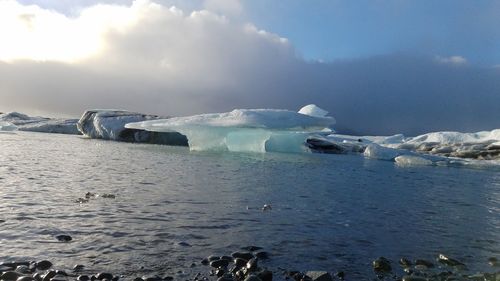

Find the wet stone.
[
  {"left": 241, "top": 246, "right": 263, "bottom": 252},
  {"left": 437, "top": 254, "right": 465, "bottom": 267},
  {"left": 244, "top": 275, "right": 262, "bottom": 281},
  {"left": 488, "top": 257, "right": 498, "bottom": 267},
  {"left": 32, "top": 272, "right": 42, "bottom": 281},
  {"left": 217, "top": 277, "right": 233, "bottom": 281},
  {"left": 372, "top": 257, "right": 392, "bottom": 273},
  {"left": 234, "top": 258, "right": 247, "bottom": 268},
  {"left": 208, "top": 256, "right": 220, "bottom": 262},
  {"left": 255, "top": 252, "right": 269, "bottom": 260},
  {"left": 231, "top": 252, "right": 254, "bottom": 261},
  {"left": 1, "top": 271, "right": 20, "bottom": 281},
  {"left": 17, "top": 277, "right": 35, "bottom": 281},
  {"left": 55, "top": 235, "right": 72, "bottom": 242},
  {"left": 201, "top": 259, "right": 209, "bottom": 266},
  {"left": 210, "top": 260, "right": 229, "bottom": 268},
  {"left": 35, "top": 261, "right": 52, "bottom": 271},
  {"left": 401, "top": 276, "right": 427, "bottom": 281},
  {"left": 399, "top": 258, "right": 412, "bottom": 268},
  {"left": 220, "top": 256, "right": 233, "bottom": 262},
  {"left": 335, "top": 271, "right": 345, "bottom": 280},
  {"left": 77, "top": 275, "right": 90, "bottom": 281},
  {"left": 305, "top": 271, "right": 333, "bottom": 281},
  {"left": 415, "top": 259, "right": 434, "bottom": 268},
  {"left": 73, "top": 265, "right": 85, "bottom": 272},
  {"left": 15, "top": 265, "right": 31, "bottom": 274},
  {"left": 96, "top": 273, "right": 113, "bottom": 280},
  {"left": 246, "top": 259, "right": 258, "bottom": 272},
  {"left": 257, "top": 270, "right": 272, "bottom": 281},
  {"left": 142, "top": 276, "right": 162, "bottom": 281},
  {"left": 42, "top": 272, "right": 58, "bottom": 281}
]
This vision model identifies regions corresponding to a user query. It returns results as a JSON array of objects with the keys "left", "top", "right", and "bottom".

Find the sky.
[{"left": 0, "top": 0, "right": 499, "bottom": 135}]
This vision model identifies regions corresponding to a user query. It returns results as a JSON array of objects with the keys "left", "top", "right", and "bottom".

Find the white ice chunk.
[
  {"left": 0, "top": 121, "right": 17, "bottom": 131},
  {"left": 363, "top": 144, "right": 404, "bottom": 160},
  {"left": 395, "top": 155, "right": 433, "bottom": 166},
  {"left": 298, "top": 104, "right": 329, "bottom": 118},
  {"left": 126, "top": 106, "right": 335, "bottom": 153},
  {"left": 406, "top": 129, "right": 500, "bottom": 144}
]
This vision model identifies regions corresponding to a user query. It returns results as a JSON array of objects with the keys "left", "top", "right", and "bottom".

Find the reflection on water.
[{"left": 0, "top": 132, "right": 499, "bottom": 278}]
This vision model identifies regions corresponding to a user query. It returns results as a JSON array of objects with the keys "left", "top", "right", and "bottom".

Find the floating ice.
[
  {"left": 0, "top": 112, "right": 79, "bottom": 134},
  {"left": 0, "top": 121, "right": 17, "bottom": 131},
  {"left": 77, "top": 110, "right": 187, "bottom": 145},
  {"left": 405, "top": 130, "right": 500, "bottom": 144},
  {"left": 126, "top": 105, "right": 335, "bottom": 153},
  {"left": 395, "top": 155, "right": 433, "bottom": 166}
]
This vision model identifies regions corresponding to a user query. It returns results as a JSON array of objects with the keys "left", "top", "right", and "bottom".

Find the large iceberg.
[
  {"left": 77, "top": 110, "right": 188, "bottom": 145},
  {"left": 126, "top": 105, "right": 335, "bottom": 153},
  {"left": 0, "top": 112, "right": 79, "bottom": 134}
]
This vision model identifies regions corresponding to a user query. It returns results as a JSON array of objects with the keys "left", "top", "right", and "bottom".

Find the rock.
[
  {"left": 142, "top": 276, "right": 162, "bottom": 281},
  {"left": 372, "top": 257, "right": 392, "bottom": 273},
  {"left": 255, "top": 252, "right": 269, "bottom": 260},
  {"left": 234, "top": 258, "right": 247, "bottom": 268},
  {"left": 35, "top": 261, "right": 53, "bottom": 271},
  {"left": 32, "top": 273, "right": 42, "bottom": 281},
  {"left": 415, "top": 259, "right": 434, "bottom": 268},
  {"left": 208, "top": 255, "right": 220, "bottom": 261},
  {"left": 257, "top": 270, "right": 272, "bottom": 281},
  {"left": 335, "top": 272, "right": 345, "bottom": 280},
  {"left": 261, "top": 204, "right": 272, "bottom": 211},
  {"left": 243, "top": 275, "right": 262, "bottom": 281},
  {"left": 15, "top": 265, "right": 31, "bottom": 274},
  {"left": 241, "top": 246, "right": 263, "bottom": 252},
  {"left": 73, "top": 265, "right": 85, "bottom": 272},
  {"left": 1, "top": 271, "right": 20, "bottom": 281},
  {"left": 96, "top": 273, "right": 113, "bottom": 280},
  {"left": 305, "top": 271, "right": 333, "bottom": 281},
  {"left": 437, "top": 254, "right": 465, "bottom": 267},
  {"left": 42, "top": 271, "right": 56, "bottom": 281},
  {"left": 220, "top": 256, "right": 233, "bottom": 261},
  {"left": 246, "top": 259, "right": 258, "bottom": 272},
  {"left": 488, "top": 257, "right": 498, "bottom": 267},
  {"left": 210, "top": 260, "right": 229, "bottom": 268},
  {"left": 399, "top": 258, "right": 412, "bottom": 267},
  {"left": 77, "top": 110, "right": 188, "bottom": 146},
  {"left": 16, "top": 277, "right": 35, "bottom": 281},
  {"left": 201, "top": 258, "right": 209, "bottom": 266},
  {"left": 231, "top": 252, "right": 254, "bottom": 261},
  {"left": 77, "top": 276, "right": 90, "bottom": 281},
  {"left": 401, "top": 276, "right": 427, "bottom": 281},
  {"left": 55, "top": 235, "right": 72, "bottom": 242},
  {"left": 217, "top": 277, "right": 234, "bottom": 281}
]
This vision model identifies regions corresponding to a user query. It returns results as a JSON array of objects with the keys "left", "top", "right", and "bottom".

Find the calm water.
[{"left": 0, "top": 132, "right": 499, "bottom": 279}]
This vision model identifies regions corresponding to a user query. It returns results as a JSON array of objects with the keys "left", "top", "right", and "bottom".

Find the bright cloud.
[{"left": 0, "top": 0, "right": 499, "bottom": 135}]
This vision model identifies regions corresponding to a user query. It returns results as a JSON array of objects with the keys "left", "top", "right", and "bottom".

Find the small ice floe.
[{"left": 395, "top": 155, "right": 434, "bottom": 167}]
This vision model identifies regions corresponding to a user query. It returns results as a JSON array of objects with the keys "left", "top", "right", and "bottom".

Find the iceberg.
[
  {"left": 77, "top": 110, "right": 188, "bottom": 145},
  {"left": 125, "top": 104, "right": 336, "bottom": 153},
  {"left": 0, "top": 112, "right": 79, "bottom": 134},
  {"left": 0, "top": 121, "right": 17, "bottom": 131}
]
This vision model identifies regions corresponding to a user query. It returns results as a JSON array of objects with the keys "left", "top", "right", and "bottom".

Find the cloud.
[
  {"left": 435, "top": 55, "right": 467, "bottom": 65},
  {"left": 0, "top": 0, "right": 499, "bottom": 136}
]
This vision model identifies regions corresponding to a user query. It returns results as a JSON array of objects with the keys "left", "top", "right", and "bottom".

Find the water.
[{"left": 0, "top": 132, "right": 499, "bottom": 279}]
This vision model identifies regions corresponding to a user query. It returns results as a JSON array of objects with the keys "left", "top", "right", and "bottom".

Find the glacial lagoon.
[{"left": 0, "top": 131, "right": 499, "bottom": 279}]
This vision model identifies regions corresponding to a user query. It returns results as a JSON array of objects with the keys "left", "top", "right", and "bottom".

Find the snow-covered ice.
[{"left": 126, "top": 104, "right": 335, "bottom": 153}]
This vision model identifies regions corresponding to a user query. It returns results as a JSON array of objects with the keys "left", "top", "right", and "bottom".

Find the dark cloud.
[{"left": 1, "top": 1, "right": 499, "bottom": 136}]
